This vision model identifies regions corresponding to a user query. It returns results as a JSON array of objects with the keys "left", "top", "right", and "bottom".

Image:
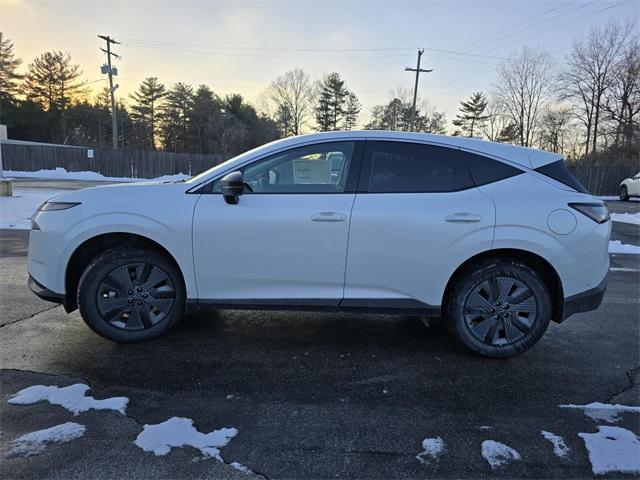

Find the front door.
[{"left": 192, "top": 141, "right": 362, "bottom": 305}]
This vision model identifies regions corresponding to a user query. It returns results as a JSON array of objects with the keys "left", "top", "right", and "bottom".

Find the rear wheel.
[
  {"left": 620, "top": 185, "right": 629, "bottom": 201},
  {"left": 77, "top": 247, "right": 185, "bottom": 342},
  {"left": 447, "top": 260, "right": 551, "bottom": 358}
]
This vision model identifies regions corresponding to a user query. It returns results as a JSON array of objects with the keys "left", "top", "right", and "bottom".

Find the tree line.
[
  {"left": 0, "top": 20, "right": 637, "bottom": 167},
  {"left": 449, "top": 21, "right": 638, "bottom": 167}
]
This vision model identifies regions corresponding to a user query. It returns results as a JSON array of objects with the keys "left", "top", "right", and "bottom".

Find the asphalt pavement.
[{"left": 0, "top": 201, "right": 638, "bottom": 479}]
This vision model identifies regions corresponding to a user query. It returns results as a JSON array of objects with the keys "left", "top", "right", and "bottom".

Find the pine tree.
[
  {"left": 315, "top": 72, "right": 349, "bottom": 131},
  {"left": 452, "top": 91, "right": 489, "bottom": 137},
  {"left": 190, "top": 85, "right": 222, "bottom": 154},
  {"left": 23, "top": 50, "right": 85, "bottom": 141},
  {"left": 161, "top": 82, "right": 194, "bottom": 152},
  {"left": 275, "top": 103, "right": 294, "bottom": 136},
  {"left": 0, "top": 32, "right": 23, "bottom": 123},
  {"left": 342, "top": 92, "right": 361, "bottom": 130},
  {"left": 129, "top": 77, "right": 166, "bottom": 149}
]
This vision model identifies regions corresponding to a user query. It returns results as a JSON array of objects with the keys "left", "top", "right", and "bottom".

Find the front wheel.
[
  {"left": 447, "top": 260, "right": 551, "bottom": 358},
  {"left": 620, "top": 185, "right": 629, "bottom": 201},
  {"left": 77, "top": 247, "right": 185, "bottom": 342}
]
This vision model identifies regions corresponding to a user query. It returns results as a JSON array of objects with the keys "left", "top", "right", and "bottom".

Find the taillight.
[{"left": 569, "top": 203, "right": 610, "bottom": 224}]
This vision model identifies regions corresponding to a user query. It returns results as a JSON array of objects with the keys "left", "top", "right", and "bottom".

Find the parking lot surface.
[{"left": 1, "top": 200, "right": 638, "bottom": 479}]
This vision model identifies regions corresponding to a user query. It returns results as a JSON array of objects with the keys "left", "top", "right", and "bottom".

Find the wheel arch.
[
  {"left": 64, "top": 232, "right": 186, "bottom": 312},
  {"left": 442, "top": 248, "right": 565, "bottom": 323}
]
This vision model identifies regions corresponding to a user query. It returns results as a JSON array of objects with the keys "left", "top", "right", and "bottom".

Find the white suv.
[{"left": 28, "top": 131, "right": 611, "bottom": 357}]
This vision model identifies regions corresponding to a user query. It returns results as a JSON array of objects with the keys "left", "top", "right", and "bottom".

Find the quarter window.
[
  {"left": 458, "top": 150, "right": 523, "bottom": 186},
  {"left": 366, "top": 141, "right": 456, "bottom": 193}
]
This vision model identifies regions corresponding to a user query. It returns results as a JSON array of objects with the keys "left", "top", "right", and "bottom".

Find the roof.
[{"left": 280, "top": 131, "right": 563, "bottom": 169}]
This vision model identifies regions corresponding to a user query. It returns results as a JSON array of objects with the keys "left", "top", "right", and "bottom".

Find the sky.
[{"left": 1, "top": 0, "right": 638, "bottom": 130}]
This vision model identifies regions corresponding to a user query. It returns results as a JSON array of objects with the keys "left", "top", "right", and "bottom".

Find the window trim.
[
  {"left": 194, "top": 140, "right": 365, "bottom": 195},
  {"left": 357, "top": 139, "right": 473, "bottom": 194}
]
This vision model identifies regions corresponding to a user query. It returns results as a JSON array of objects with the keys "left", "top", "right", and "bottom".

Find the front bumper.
[
  {"left": 562, "top": 271, "right": 608, "bottom": 320},
  {"left": 28, "top": 275, "right": 64, "bottom": 304}
]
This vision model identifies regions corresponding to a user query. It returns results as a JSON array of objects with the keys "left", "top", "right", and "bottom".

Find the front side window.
[
  {"left": 213, "top": 142, "right": 355, "bottom": 194},
  {"left": 366, "top": 141, "right": 456, "bottom": 193}
]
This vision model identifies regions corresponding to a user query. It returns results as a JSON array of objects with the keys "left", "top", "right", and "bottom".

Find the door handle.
[
  {"left": 445, "top": 213, "right": 482, "bottom": 223},
  {"left": 311, "top": 212, "right": 347, "bottom": 222}
]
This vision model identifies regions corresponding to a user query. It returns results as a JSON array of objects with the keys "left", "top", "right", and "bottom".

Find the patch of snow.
[
  {"left": 559, "top": 402, "right": 640, "bottom": 423},
  {"left": 416, "top": 437, "right": 445, "bottom": 465},
  {"left": 481, "top": 440, "right": 521, "bottom": 469},
  {"left": 541, "top": 430, "right": 570, "bottom": 458},
  {"left": 230, "top": 462, "right": 253, "bottom": 474},
  {"left": 479, "top": 426, "right": 493, "bottom": 431},
  {"left": 0, "top": 188, "right": 63, "bottom": 229},
  {"left": 134, "top": 417, "right": 237, "bottom": 460},
  {"left": 9, "top": 384, "right": 128, "bottom": 415},
  {"left": 4, "top": 167, "right": 190, "bottom": 183},
  {"left": 579, "top": 426, "right": 640, "bottom": 475},
  {"left": 8, "top": 422, "right": 85, "bottom": 457},
  {"left": 609, "top": 240, "right": 640, "bottom": 255},
  {"left": 611, "top": 212, "right": 640, "bottom": 225},
  {"left": 610, "top": 267, "right": 639, "bottom": 272},
  {"left": 599, "top": 196, "right": 640, "bottom": 202}
]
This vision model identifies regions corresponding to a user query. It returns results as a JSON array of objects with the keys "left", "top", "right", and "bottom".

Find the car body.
[
  {"left": 619, "top": 172, "right": 640, "bottom": 201},
  {"left": 28, "top": 131, "right": 611, "bottom": 357}
]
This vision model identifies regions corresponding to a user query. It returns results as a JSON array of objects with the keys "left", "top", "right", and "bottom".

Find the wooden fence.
[
  {"left": 1, "top": 142, "right": 635, "bottom": 195},
  {"left": 1, "top": 143, "right": 224, "bottom": 179},
  {"left": 569, "top": 166, "right": 637, "bottom": 196}
]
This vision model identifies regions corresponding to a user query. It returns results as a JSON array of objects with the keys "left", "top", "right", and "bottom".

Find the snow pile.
[
  {"left": 0, "top": 188, "right": 62, "bottom": 229},
  {"left": 134, "top": 417, "right": 238, "bottom": 460},
  {"left": 559, "top": 402, "right": 640, "bottom": 423},
  {"left": 609, "top": 241, "right": 640, "bottom": 255},
  {"left": 230, "top": 462, "right": 253, "bottom": 474},
  {"left": 8, "top": 422, "right": 86, "bottom": 457},
  {"left": 9, "top": 383, "right": 128, "bottom": 415},
  {"left": 416, "top": 437, "right": 445, "bottom": 465},
  {"left": 611, "top": 212, "right": 640, "bottom": 225},
  {"left": 4, "top": 167, "right": 190, "bottom": 183},
  {"left": 541, "top": 431, "right": 570, "bottom": 458},
  {"left": 481, "top": 440, "right": 521, "bottom": 469},
  {"left": 579, "top": 426, "right": 640, "bottom": 475}
]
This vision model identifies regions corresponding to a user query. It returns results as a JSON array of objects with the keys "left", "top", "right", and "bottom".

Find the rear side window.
[
  {"left": 366, "top": 142, "right": 457, "bottom": 193},
  {"left": 458, "top": 150, "right": 523, "bottom": 186},
  {"left": 535, "top": 160, "right": 588, "bottom": 193}
]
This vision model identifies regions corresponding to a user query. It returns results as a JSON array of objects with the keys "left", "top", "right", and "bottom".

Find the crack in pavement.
[
  {"left": 608, "top": 366, "right": 640, "bottom": 404},
  {"left": 0, "top": 304, "right": 61, "bottom": 329}
]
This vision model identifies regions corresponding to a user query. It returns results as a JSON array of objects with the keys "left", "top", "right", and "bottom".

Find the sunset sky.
[{"left": 2, "top": 0, "right": 637, "bottom": 129}]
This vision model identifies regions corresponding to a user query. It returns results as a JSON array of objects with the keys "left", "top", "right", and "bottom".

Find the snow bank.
[
  {"left": 599, "top": 196, "right": 640, "bottom": 202},
  {"left": 0, "top": 188, "right": 63, "bottom": 229},
  {"left": 579, "top": 426, "right": 640, "bottom": 475},
  {"left": 559, "top": 402, "right": 640, "bottom": 423},
  {"left": 8, "top": 422, "right": 86, "bottom": 457},
  {"left": 611, "top": 212, "right": 640, "bottom": 225},
  {"left": 4, "top": 167, "right": 189, "bottom": 183},
  {"left": 481, "top": 440, "right": 521, "bottom": 469},
  {"left": 134, "top": 417, "right": 237, "bottom": 460},
  {"left": 609, "top": 240, "right": 640, "bottom": 255},
  {"left": 541, "top": 430, "right": 570, "bottom": 458},
  {"left": 416, "top": 437, "right": 445, "bottom": 465},
  {"left": 9, "top": 383, "right": 128, "bottom": 415}
]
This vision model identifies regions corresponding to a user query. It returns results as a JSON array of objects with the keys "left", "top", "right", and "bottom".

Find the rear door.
[{"left": 343, "top": 140, "right": 495, "bottom": 310}]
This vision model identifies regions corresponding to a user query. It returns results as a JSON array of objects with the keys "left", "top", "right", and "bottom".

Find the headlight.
[
  {"left": 569, "top": 202, "right": 610, "bottom": 224},
  {"left": 37, "top": 201, "right": 81, "bottom": 212}
]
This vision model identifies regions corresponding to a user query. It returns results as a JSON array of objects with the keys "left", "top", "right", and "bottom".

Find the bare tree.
[
  {"left": 603, "top": 37, "right": 640, "bottom": 158},
  {"left": 537, "top": 105, "right": 573, "bottom": 153},
  {"left": 494, "top": 46, "right": 554, "bottom": 147},
  {"left": 560, "top": 21, "right": 634, "bottom": 155},
  {"left": 265, "top": 68, "right": 315, "bottom": 136}
]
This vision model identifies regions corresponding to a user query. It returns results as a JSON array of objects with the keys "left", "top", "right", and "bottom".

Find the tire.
[
  {"left": 620, "top": 185, "right": 629, "bottom": 201},
  {"left": 446, "top": 259, "right": 552, "bottom": 358},
  {"left": 77, "top": 246, "right": 185, "bottom": 342}
]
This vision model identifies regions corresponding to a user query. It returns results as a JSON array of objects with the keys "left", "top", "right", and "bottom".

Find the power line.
[{"left": 98, "top": 34, "right": 120, "bottom": 150}]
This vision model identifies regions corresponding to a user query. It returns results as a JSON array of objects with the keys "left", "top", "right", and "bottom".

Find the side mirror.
[{"left": 220, "top": 171, "right": 244, "bottom": 205}]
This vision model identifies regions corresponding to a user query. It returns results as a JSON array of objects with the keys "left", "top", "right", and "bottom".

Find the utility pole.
[
  {"left": 405, "top": 49, "right": 433, "bottom": 132},
  {"left": 98, "top": 35, "right": 120, "bottom": 150}
]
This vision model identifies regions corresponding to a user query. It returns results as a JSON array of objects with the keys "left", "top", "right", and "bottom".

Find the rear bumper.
[
  {"left": 562, "top": 271, "right": 608, "bottom": 320},
  {"left": 28, "top": 275, "right": 64, "bottom": 304}
]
